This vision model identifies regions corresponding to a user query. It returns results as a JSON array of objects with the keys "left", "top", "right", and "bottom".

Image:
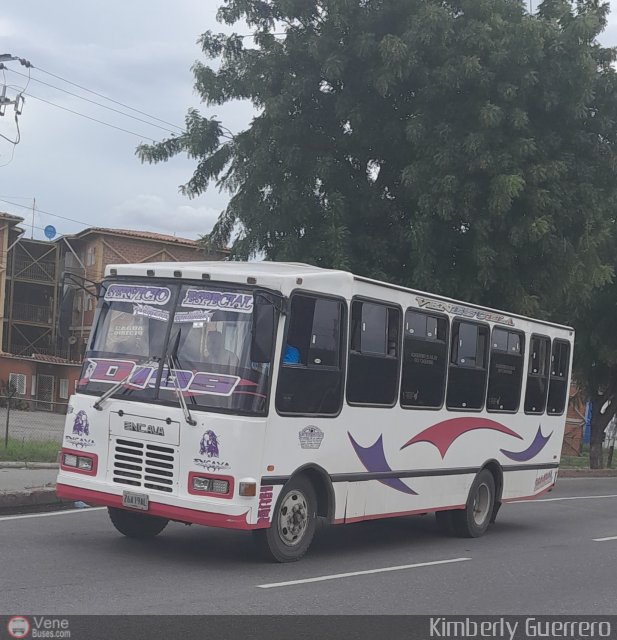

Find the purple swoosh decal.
[
  {"left": 348, "top": 432, "right": 417, "bottom": 495},
  {"left": 500, "top": 426, "right": 552, "bottom": 461}
]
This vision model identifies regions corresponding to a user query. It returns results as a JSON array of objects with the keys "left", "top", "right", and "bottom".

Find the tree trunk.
[{"left": 589, "top": 393, "right": 616, "bottom": 469}]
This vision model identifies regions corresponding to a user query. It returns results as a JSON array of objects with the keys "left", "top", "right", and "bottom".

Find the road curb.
[
  {"left": 0, "top": 462, "right": 59, "bottom": 470},
  {"left": 559, "top": 468, "right": 617, "bottom": 478},
  {"left": 0, "top": 486, "right": 67, "bottom": 512}
]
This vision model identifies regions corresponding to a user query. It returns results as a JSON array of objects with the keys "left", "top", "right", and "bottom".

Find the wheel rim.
[
  {"left": 277, "top": 489, "right": 309, "bottom": 547},
  {"left": 472, "top": 482, "right": 491, "bottom": 526}
]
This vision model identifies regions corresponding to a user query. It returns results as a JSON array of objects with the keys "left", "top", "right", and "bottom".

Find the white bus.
[{"left": 56, "top": 262, "right": 573, "bottom": 562}]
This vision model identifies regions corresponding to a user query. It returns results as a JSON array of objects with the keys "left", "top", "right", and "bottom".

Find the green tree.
[
  {"left": 138, "top": 0, "right": 617, "bottom": 466},
  {"left": 571, "top": 273, "right": 617, "bottom": 468}
]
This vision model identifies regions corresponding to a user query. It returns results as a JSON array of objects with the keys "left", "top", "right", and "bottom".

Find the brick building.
[{"left": 0, "top": 212, "right": 225, "bottom": 410}]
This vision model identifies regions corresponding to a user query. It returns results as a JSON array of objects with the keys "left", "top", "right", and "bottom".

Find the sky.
[{"left": 1, "top": 2, "right": 617, "bottom": 243}]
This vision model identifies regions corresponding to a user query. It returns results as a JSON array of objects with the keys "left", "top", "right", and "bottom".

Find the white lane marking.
[
  {"left": 0, "top": 507, "right": 105, "bottom": 522},
  {"left": 510, "top": 494, "right": 617, "bottom": 504},
  {"left": 257, "top": 557, "right": 471, "bottom": 589},
  {"left": 593, "top": 535, "right": 617, "bottom": 542}
]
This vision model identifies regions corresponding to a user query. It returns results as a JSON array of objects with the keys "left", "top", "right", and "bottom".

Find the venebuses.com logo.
[{"left": 6, "top": 616, "right": 71, "bottom": 639}]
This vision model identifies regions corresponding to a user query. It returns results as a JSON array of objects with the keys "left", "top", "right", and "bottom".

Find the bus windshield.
[{"left": 77, "top": 280, "right": 271, "bottom": 415}]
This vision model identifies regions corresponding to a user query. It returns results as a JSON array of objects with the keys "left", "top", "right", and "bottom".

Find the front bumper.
[{"left": 56, "top": 475, "right": 266, "bottom": 530}]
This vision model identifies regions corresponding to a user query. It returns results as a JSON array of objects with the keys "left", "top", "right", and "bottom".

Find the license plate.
[{"left": 122, "top": 491, "right": 149, "bottom": 511}]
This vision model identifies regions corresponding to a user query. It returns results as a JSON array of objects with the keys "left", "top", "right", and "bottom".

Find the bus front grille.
[{"left": 111, "top": 438, "right": 177, "bottom": 494}]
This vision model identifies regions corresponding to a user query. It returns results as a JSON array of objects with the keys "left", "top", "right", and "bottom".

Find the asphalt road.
[{"left": 1, "top": 478, "right": 616, "bottom": 615}]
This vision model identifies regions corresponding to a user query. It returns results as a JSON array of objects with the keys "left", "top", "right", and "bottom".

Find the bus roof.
[{"left": 106, "top": 260, "right": 573, "bottom": 333}]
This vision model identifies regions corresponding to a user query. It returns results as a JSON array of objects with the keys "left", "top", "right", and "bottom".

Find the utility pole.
[
  {"left": 0, "top": 54, "right": 30, "bottom": 117},
  {"left": 31, "top": 197, "right": 35, "bottom": 239}
]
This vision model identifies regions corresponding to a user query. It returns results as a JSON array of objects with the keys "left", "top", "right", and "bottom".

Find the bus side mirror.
[
  {"left": 251, "top": 294, "right": 276, "bottom": 364},
  {"left": 58, "top": 288, "right": 75, "bottom": 341}
]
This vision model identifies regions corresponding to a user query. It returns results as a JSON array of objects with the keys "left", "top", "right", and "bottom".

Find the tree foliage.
[
  {"left": 138, "top": 0, "right": 617, "bottom": 317},
  {"left": 137, "top": 0, "right": 617, "bottom": 465}
]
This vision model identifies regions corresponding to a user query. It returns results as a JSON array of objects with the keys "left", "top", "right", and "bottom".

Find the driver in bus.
[{"left": 204, "top": 330, "right": 239, "bottom": 368}]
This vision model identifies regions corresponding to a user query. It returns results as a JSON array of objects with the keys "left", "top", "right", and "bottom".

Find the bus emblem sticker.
[
  {"left": 194, "top": 430, "right": 231, "bottom": 472},
  {"left": 299, "top": 425, "right": 324, "bottom": 450},
  {"left": 104, "top": 284, "right": 171, "bottom": 305},
  {"left": 65, "top": 411, "right": 95, "bottom": 449},
  {"left": 72, "top": 410, "right": 89, "bottom": 436},
  {"left": 200, "top": 430, "right": 219, "bottom": 457}
]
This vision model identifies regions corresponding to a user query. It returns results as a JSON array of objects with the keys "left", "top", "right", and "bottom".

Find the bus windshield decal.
[
  {"left": 174, "top": 309, "right": 214, "bottom": 324},
  {"left": 133, "top": 304, "right": 170, "bottom": 322},
  {"left": 104, "top": 284, "right": 171, "bottom": 305},
  {"left": 181, "top": 289, "right": 253, "bottom": 314},
  {"left": 415, "top": 296, "right": 514, "bottom": 326},
  {"left": 82, "top": 358, "right": 240, "bottom": 397}
]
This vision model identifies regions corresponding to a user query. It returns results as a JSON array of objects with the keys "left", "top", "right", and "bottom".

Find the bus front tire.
[
  {"left": 108, "top": 507, "right": 169, "bottom": 539},
  {"left": 452, "top": 469, "right": 496, "bottom": 538},
  {"left": 253, "top": 476, "right": 317, "bottom": 562}
]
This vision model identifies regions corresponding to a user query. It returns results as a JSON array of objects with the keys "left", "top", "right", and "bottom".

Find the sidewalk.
[{"left": 0, "top": 463, "right": 64, "bottom": 512}]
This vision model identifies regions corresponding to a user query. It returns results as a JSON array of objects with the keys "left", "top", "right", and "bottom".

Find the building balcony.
[
  {"left": 12, "top": 302, "right": 54, "bottom": 325},
  {"left": 9, "top": 343, "right": 69, "bottom": 360},
  {"left": 12, "top": 258, "right": 56, "bottom": 283}
]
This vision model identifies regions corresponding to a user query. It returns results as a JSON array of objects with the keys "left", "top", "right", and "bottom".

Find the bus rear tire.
[
  {"left": 452, "top": 469, "right": 496, "bottom": 538},
  {"left": 108, "top": 507, "right": 169, "bottom": 539},
  {"left": 253, "top": 476, "right": 317, "bottom": 562}
]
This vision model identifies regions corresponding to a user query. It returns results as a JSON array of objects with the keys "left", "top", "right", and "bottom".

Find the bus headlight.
[
  {"left": 61, "top": 449, "right": 97, "bottom": 476},
  {"left": 63, "top": 453, "right": 78, "bottom": 468},
  {"left": 77, "top": 457, "right": 93, "bottom": 471},
  {"left": 189, "top": 473, "right": 231, "bottom": 496},
  {"left": 192, "top": 476, "right": 212, "bottom": 492}
]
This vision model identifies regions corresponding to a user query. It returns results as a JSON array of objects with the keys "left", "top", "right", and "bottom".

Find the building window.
[
  {"left": 446, "top": 320, "right": 489, "bottom": 410},
  {"left": 86, "top": 246, "right": 96, "bottom": 266},
  {"left": 347, "top": 300, "right": 401, "bottom": 406},
  {"left": 8, "top": 373, "right": 27, "bottom": 396},
  {"left": 59, "top": 379, "right": 69, "bottom": 400},
  {"left": 276, "top": 293, "right": 346, "bottom": 415},
  {"left": 400, "top": 310, "right": 449, "bottom": 409},
  {"left": 524, "top": 335, "right": 551, "bottom": 414},
  {"left": 486, "top": 328, "right": 525, "bottom": 412},
  {"left": 547, "top": 340, "right": 571, "bottom": 415}
]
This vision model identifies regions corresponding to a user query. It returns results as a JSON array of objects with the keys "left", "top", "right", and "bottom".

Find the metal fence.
[{"left": 0, "top": 396, "right": 67, "bottom": 444}]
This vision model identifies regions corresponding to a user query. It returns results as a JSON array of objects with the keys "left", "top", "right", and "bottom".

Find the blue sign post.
[{"left": 44, "top": 225, "right": 56, "bottom": 240}]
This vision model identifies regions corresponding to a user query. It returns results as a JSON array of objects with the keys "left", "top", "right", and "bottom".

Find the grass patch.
[{"left": 0, "top": 438, "right": 60, "bottom": 462}]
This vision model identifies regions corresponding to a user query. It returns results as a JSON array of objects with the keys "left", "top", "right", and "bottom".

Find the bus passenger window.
[
  {"left": 400, "top": 310, "right": 448, "bottom": 409},
  {"left": 524, "top": 335, "right": 550, "bottom": 414},
  {"left": 446, "top": 320, "right": 489, "bottom": 410},
  {"left": 486, "top": 328, "right": 524, "bottom": 412},
  {"left": 347, "top": 301, "right": 401, "bottom": 405},
  {"left": 276, "top": 294, "right": 345, "bottom": 415},
  {"left": 547, "top": 340, "right": 571, "bottom": 415}
]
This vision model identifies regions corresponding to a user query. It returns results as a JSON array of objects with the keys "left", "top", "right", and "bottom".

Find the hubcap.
[
  {"left": 472, "top": 482, "right": 491, "bottom": 526},
  {"left": 277, "top": 490, "right": 308, "bottom": 547}
]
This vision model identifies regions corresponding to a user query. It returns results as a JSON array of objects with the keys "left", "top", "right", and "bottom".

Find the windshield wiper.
[
  {"left": 168, "top": 329, "right": 197, "bottom": 426},
  {"left": 93, "top": 358, "right": 160, "bottom": 411}
]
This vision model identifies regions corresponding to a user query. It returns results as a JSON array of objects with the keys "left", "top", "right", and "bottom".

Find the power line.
[
  {"left": 22, "top": 92, "right": 159, "bottom": 142},
  {"left": 35, "top": 65, "right": 184, "bottom": 133},
  {"left": 6, "top": 68, "right": 181, "bottom": 135},
  {"left": 0, "top": 197, "right": 91, "bottom": 228}
]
